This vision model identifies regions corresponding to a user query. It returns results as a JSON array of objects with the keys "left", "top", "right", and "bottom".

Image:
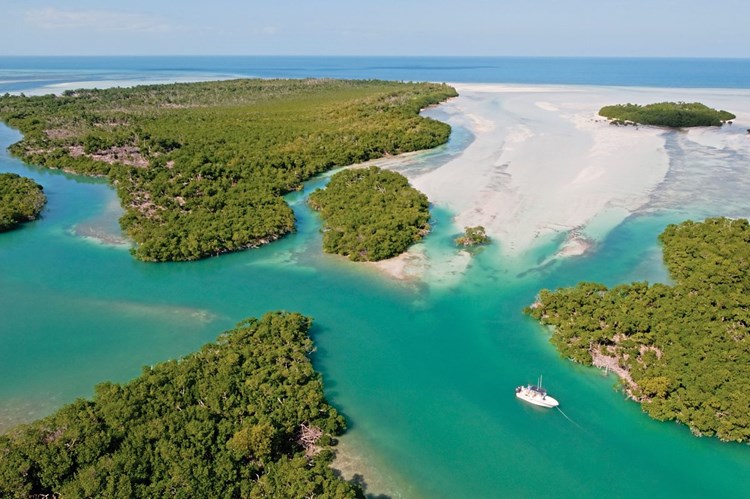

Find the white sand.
[
  {"left": 369, "top": 244, "right": 472, "bottom": 286},
  {"left": 19, "top": 75, "right": 235, "bottom": 96},
  {"left": 367, "top": 84, "right": 750, "bottom": 280},
  {"left": 412, "top": 83, "right": 675, "bottom": 259}
]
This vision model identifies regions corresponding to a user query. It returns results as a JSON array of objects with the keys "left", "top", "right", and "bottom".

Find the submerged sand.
[{"left": 370, "top": 84, "right": 750, "bottom": 279}]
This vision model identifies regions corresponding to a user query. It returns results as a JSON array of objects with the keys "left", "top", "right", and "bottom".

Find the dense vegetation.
[
  {"left": 455, "top": 225, "right": 490, "bottom": 247},
  {"left": 0, "top": 312, "right": 362, "bottom": 498},
  {"left": 0, "top": 173, "right": 46, "bottom": 231},
  {"left": 0, "top": 79, "right": 456, "bottom": 261},
  {"left": 526, "top": 218, "right": 750, "bottom": 442},
  {"left": 308, "top": 166, "right": 430, "bottom": 261},
  {"left": 598, "top": 101, "right": 735, "bottom": 127}
]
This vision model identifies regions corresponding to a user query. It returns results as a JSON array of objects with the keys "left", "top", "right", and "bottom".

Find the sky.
[{"left": 2, "top": 0, "right": 749, "bottom": 57}]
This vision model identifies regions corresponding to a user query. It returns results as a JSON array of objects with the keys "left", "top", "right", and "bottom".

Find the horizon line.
[{"left": 2, "top": 54, "right": 750, "bottom": 60}]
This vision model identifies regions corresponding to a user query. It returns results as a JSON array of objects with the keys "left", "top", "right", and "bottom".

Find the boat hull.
[{"left": 515, "top": 391, "right": 559, "bottom": 408}]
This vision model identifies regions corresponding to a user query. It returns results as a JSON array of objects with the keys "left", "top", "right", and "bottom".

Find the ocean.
[
  {"left": 3, "top": 55, "right": 750, "bottom": 92},
  {"left": 1, "top": 56, "right": 749, "bottom": 498}
]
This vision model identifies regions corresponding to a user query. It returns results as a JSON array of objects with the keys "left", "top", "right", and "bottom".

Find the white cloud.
[{"left": 24, "top": 7, "right": 173, "bottom": 33}]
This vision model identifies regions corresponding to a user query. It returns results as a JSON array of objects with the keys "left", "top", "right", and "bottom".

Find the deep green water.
[{"left": 2, "top": 114, "right": 749, "bottom": 498}]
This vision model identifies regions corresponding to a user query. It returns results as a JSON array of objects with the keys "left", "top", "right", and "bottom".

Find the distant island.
[
  {"left": 526, "top": 218, "right": 750, "bottom": 442},
  {"left": 0, "top": 312, "right": 363, "bottom": 498},
  {"left": 599, "top": 102, "right": 735, "bottom": 127},
  {"left": 308, "top": 166, "right": 430, "bottom": 261},
  {"left": 0, "top": 79, "right": 456, "bottom": 261},
  {"left": 0, "top": 173, "right": 46, "bottom": 231}
]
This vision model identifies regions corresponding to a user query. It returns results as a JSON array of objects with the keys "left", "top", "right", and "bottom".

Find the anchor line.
[{"left": 556, "top": 406, "right": 583, "bottom": 429}]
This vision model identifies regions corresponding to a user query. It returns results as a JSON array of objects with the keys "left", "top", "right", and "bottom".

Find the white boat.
[{"left": 515, "top": 376, "right": 559, "bottom": 408}]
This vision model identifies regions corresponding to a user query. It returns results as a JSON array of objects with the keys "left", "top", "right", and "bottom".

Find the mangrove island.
[
  {"left": 0, "top": 312, "right": 362, "bottom": 498},
  {"left": 308, "top": 166, "right": 430, "bottom": 261},
  {"left": 527, "top": 217, "right": 750, "bottom": 442},
  {"left": 599, "top": 101, "right": 735, "bottom": 127},
  {"left": 0, "top": 79, "right": 456, "bottom": 261},
  {"left": 455, "top": 225, "right": 490, "bottom": 247},
  {"left": 0, "top": 173, "right": 46, "bottom": 231}
]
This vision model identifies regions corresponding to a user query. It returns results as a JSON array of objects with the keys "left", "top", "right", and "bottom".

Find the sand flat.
[
  {"left": 366, "top": 84, "right": 750, "bottom": 280},
  {"left": 412, "top": 83, "right": 673, "bottom": 258}
]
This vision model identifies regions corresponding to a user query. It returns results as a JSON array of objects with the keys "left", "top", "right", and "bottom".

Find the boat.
[{"left": 515, "top": 376, "right": 559, "bottom": 408}]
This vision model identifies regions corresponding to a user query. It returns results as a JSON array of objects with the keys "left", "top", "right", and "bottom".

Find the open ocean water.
[{"left": 1, "top": 56, "right": 750, "bottom": 497}]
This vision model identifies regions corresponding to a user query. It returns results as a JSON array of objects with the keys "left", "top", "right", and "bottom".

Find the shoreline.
[
  {"left": 332, "top": 435, "right": 412, "bottom": 498},
  {"left": 5, "top": 67, "right": 750, "bottom": 497}
]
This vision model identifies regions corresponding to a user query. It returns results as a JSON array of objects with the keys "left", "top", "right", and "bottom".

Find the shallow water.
[{"left": 2, "top": 60, "right": 750, "bottom": 497}]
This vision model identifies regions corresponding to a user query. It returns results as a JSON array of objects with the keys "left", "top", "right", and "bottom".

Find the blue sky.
[{"left": 2, "top": 0, "right": 749, "bottom": 57}]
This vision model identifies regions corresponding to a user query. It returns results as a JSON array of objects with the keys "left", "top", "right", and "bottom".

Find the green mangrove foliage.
[
  {"left": 0, "top": 79, "right": 456, "bottom": 261},
  {"left": 598, "top": 101, "right": 735, "bottom": 127},
  {"left": 0, "top": 312, "right": 362, "bottom": 498},
  {"left": 455, "top": 225, "right": 490, "bottom": 247},
  {"left": 0, "top": 173, "right": 46, "bottom": 231},
  {"left": 526, "top": 218, "right": 750, "bottom": 442},
  {"left": 308, "top": 166, "right": 430, "bottom": 261}
]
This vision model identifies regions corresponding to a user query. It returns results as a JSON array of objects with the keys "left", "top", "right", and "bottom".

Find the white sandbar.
[{"left": 415, "top": 85, "right": 750, "bottom": 262}]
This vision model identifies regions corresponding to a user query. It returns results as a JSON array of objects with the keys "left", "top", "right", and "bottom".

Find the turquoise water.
[{"left": 2, "top": 58, "right": 750, "bottom": 497}]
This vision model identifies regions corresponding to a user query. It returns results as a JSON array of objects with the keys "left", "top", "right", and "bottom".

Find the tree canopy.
[
  {"left": 598, "top": 102, "right": 735, "bottom": 127},
  {"left": 455, "top": 225, "right": 490, "bottom": 247},
  {"left": 0, "top": 312, "right": 363, "bottom": 498},
  {"left": 526, "top": 218, "right": 750, "bottom": 442},
  {"left": 0, "top": 173, "right": 46, "bottom": 231},
  {"left": 308, "top": 166, "right": 430, "bottom": 261},
  {"left": 0, "top": 78, "right": 456, "bottom": 261}
]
